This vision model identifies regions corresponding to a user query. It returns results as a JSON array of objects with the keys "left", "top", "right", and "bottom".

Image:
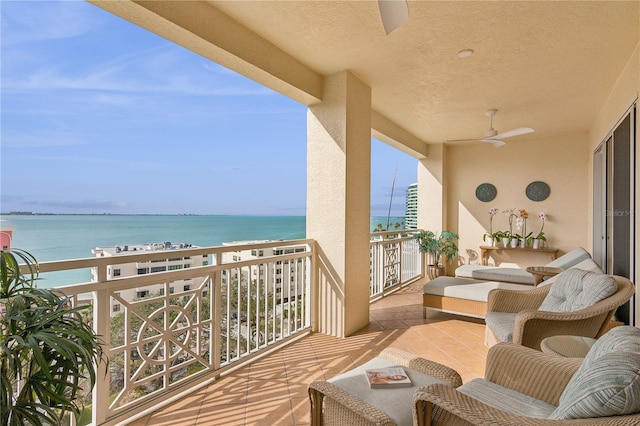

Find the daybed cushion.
[
  {"left": 423, "top": 277, "right": 531, "bottom": 302},
  {"left": 538, "top": 269, "right": 616, "bottom": 312},
  {"left": 458, "top": 378, "right": 556, "bottom": 419},
  {"left": 545, "top": 247, "right": 592, "bottom": 269},
  {"left": 455, "top": 265, "right": 534, "bottom": 284},
  {"left": 550, "top": 326, "right": 640, "bottom": 419},
  {"left": 455, "top": 247, "right": 592, "bottom": 284}
]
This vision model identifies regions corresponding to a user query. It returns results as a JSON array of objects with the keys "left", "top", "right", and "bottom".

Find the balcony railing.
[
  {"left": 22, "top": 233, "right": 424, "bottom": 425},
  {"left": 369, "top": 229, "right": 423, "bottom": 299}
]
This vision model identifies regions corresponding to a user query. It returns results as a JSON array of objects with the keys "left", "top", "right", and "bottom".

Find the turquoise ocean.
[{"left": 1, "top": 214, "right": 405, "bottom": 287}]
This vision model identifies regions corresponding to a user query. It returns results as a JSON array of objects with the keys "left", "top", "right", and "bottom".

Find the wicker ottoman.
[{"left": 308, "top": 347, "right": 462, "bottom": 426}]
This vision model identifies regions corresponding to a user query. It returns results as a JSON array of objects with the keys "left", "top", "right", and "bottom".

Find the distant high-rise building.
[{"left": 405, "top": 183, "right": 418, "bottom": 229}]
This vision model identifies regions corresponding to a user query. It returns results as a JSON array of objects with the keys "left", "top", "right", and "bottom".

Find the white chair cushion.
[
  {"left": 459, "top": 378, "right": 556, "bottom": 419},
  {"left": 484, "top": 312, "right": 517, "bottom": 342},
  {"left": 538, "top": 269, "right": 616, "bottom": 312}
]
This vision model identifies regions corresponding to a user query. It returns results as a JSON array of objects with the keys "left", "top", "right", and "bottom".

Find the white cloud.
[
  {"left": 1, "top": 1, "right": 104, "bottom": 46},
  {"left": 37, "top": 155, "right": 170, "bottom": 171}
]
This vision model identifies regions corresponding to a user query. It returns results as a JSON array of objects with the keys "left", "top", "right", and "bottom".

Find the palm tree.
[{"left": 0, "top": 249, "right": 106, "bottom": 426}]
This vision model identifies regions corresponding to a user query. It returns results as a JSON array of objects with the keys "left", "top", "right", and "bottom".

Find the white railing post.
[
  {"left": 92, "top": 285, "right": 110, "bottom": 425},
  {"left": 213, "top": 252, "right": 223, "bottom": 371}
]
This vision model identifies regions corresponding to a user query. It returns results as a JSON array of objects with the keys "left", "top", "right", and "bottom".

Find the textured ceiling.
[
  {"left": 95, "top": 1, "right": 639, "bottom": 148},
  {"left": 209, "top": 1, "right": 638, "bottom": 145}
]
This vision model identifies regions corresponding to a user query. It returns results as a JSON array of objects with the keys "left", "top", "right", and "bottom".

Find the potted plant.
[
  {"left": 483, "top": 208, "right": 499, "bottom": 246},
  {"left": 1, "top": 249, "right": 106, "bottom": 425},
  {"left": 495, "top": 231, "right": 511, "bottom": 247},
  {"left": 511, "top": 233, "right": 521, "bottom": 248},
  {"left": 524, "top": 232, "right": 535, "bottom": 247},
  {"left": 414, "top": 230, "right": 459, "bottom": 278},
  {"left": 533, "top": 212, "right": 548, "bottom": 249}
]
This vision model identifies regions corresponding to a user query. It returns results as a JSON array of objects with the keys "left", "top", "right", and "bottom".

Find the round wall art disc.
[
  {"left": 475, "top": 183, "right": 497, "bottom": 202},
  {"left": 526, "top": 181, "right": 550, "bottom": 201}
]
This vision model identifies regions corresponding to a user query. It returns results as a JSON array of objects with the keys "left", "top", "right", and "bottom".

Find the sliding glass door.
[{"left": 593, "top": 103, "right": 636, "bottom": 325}]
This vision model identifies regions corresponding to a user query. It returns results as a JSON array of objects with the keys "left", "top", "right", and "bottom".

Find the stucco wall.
[{"left": 444, "top": 132, "right": 589, "bottom": 268}]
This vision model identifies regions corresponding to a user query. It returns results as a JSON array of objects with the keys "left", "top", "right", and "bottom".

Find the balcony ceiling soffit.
[{"left": 97, "top": 1, "right": 639, "bottom": 148}]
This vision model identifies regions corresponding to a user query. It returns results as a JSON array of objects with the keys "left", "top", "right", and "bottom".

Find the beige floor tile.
[
  {"left": 194, "top": 404, "right": 248, "bottom": 426},
  {"left": 124, "top": 416, "right": 149, "bottom": 426},
  {"left": 244, "top": 399, "right": 295, "bottom": 425},
  {"left": 290, "top": 396, "right": 311, "bottom": 425}
]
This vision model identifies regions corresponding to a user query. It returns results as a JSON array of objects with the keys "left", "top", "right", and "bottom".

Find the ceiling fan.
[
  {"left": 447, "top": 109, "right": 535, "bottom": 148},
  {"left": 378, "top": 0, "right": 409, "bottom": 35}
]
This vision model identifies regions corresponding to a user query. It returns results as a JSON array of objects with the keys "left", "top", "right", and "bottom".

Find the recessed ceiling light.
[{"left": 457, "top": 49, "right": 474, "bottom": 58}]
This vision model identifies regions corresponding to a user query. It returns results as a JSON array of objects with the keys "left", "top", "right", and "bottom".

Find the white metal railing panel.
[
  {"left": 369, "top": 230, "right": 423, "bottom": 299},
  {"left": 37, "top": 240, "right": 313, "bottom": 425}
]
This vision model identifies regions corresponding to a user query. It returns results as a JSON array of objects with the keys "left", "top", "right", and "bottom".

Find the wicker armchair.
[
  {"left": 414, "top": 333, "right": 640, "bottom": 425},
  {"left": 484, "top": 273, "right": 634, "bottom": 350},
  {"left": 308, "top": 347, "right": 462, "bottom": 426}
]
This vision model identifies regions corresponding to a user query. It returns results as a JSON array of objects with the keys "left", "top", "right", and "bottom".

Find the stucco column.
[
  {"left": 307, "top": 70, "right": 371, "bottom": 338},
  {"left": 417, "top": 143, "right": 446, "bottom": 232}
]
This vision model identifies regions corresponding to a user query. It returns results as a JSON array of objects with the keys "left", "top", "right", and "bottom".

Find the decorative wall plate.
[
  {"left": 526, "top": 181, "right": 550, "bottom": 201},
  {"left": 475, "top": 183, "right": 497, "bottom": 202}
]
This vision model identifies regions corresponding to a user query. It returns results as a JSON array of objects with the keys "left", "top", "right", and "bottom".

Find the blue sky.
[{"left": 1, "top": 1, "right": 417, "bottom": 217}]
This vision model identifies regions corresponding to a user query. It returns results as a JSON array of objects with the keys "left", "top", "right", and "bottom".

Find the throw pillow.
[
  {"left": 550, "top": 326, "right": 640, "bottom": 420},
  {"left": 549, "top": 352, "right": 640, "bottom": 419}
]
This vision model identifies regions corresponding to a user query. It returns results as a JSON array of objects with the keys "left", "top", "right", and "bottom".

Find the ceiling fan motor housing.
[
  {"left": 485, "top": 128, "right": 498, "bottom": 138},
  {"left": 484, "top": 109, "right": 498, "bottom": 138}
]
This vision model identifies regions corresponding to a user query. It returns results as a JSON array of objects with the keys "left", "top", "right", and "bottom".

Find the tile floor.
[{"left": 128, "top": 280, "right": 488, "bottom": 425}]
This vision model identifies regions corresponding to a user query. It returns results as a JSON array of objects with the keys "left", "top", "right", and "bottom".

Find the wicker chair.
[
  {"left": 414, "top": 328, "right": 640, "bottom": 425},
  {"left": 308, "top": 347, "right": 462, "bottom": 426},
  {"left": 484, "top": 272, "right": 634, "bottom": 350}
]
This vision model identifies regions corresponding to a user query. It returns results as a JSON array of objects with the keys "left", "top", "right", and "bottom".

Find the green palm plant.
[
  {"left": 414, "top": 230, "right": 459, "bottom": 279},
  {"left": 0, "top": 249, "right": 106, "bottom": 426},
  {"left": 414, "top": 230, "right": 460, "bottom": 266}
]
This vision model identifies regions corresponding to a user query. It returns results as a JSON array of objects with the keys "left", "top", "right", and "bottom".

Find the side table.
[
  {"left": 540, "top": 335, "right": 596, "bottom": 358},
  {"left": 525, "top": 266, "right": 563, "bottom": 286}
]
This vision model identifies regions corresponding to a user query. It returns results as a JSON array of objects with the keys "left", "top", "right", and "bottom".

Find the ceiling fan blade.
[
  {"left": 482, "top": 139, "right": 506, "bottom": 148},
  {"left": 445, "top": 138, "right": 483, "bottom": 144},
  {"left": 378, "top": 0, "right": 409, "bottom": 34},
  {"left": 446, "top": 138, "right": 503, "bottom": 147},
  {"left": 491, "top": 127, "right": 534, "bottom": 140}
]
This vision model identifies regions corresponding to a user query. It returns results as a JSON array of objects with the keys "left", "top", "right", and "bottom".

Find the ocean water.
[{"left": 1, "top": 214, "right": 404, "bottom": 287}]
